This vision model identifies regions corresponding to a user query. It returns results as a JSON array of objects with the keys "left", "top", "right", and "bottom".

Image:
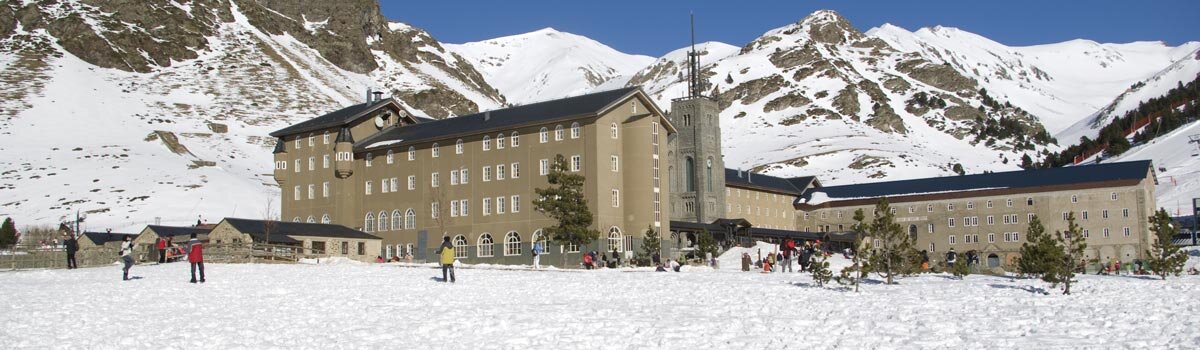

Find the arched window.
[
  {"left": 532, "top": 229, "right": 549, "bottom": 256},
  {"left": 684, "top": 157, "right": 696, "bottom": 192},
  {"left": 496, "top": 133, "right": 505, "bottom": 149},
  {"left": 504, "top": 231, "right": 523, "bottom": 256},
  {"left": 705, "top": 158, "right": 713, "bottom": 191},
  {"left": 323, "top": 131, "right": 330, "bottom": 144},
  {"left": 608, "top": 227, "right": 623, "bottom": 252},
  {"left": 610, "top": 122, "right": 619, "bottom": 138},
  {"left": 377, "top": 211, "right": 388, "bottom": 231},
  {"left": 554, "top": 125, "right": 564, "bottom": 141},
  {"left": 511, "top": 132, "right": 520, "bottom": 147},
  {"left": 477, "top": 233, "right": 494, "bottom": 257},
  {"left": 408, "top": 146, "right": 416, "bottom": 161},
  {"left": 570, "top": 122, "right": 580, "bottom": 139},
  {"left": 293, "top": 217, "right": 301, "bottom": 222},
  {"left": 386, "top": 149, "right": 394, "bottom": 164},
  {"left": 391, "top": 210, "right": 402, "bottom": 230},
  {"left": 455, "top": 139, "right": 464, "bottom": 154},
  {"left": 306, "top": 216, "right": 316, "bottom": 223},
  {"left": 405, "top": 209, "right": 416, "bottom": 229},
  {"left": 364, "top": 213, "right": 375, "bottom": 232},
  {"left": 431, "top": 143, "right": 440, "bottom": 157},
  {"left": 453, "top": 235, "right": 467, "bottom": 259},
  {"left": 483, "top": 136, "right": 491, "bottom": 151},
  {"left": 539, "top": 127, "right": 548, "bottom": 143},
  {"left": 321, "top": 214, "right": 331, "bottom": 224}
]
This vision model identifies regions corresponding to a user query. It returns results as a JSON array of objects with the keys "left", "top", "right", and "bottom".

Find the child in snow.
[
  {"left": 187, "top": 233, "right": 205, "bottom": 283},
  {"left": 436, "top": 236, "right": 456, "bottom": 283},
  {"left": 119, "top": 236, "right": 134, "bottom": 281},
  {"left": 582, "top": 252, "right": 594, "bottom": 270}
]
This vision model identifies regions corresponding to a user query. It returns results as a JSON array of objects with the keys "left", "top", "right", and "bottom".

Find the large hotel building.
[{"left": 270, "top": 87, "right": 1158, "bottom": 268}]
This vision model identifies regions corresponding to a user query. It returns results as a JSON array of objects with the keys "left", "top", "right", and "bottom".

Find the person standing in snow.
[
  {"left": 945, "top": 248, "right": 958, "bottom": 270},
  {"left": 435, "top": 236, "right": 455, "bottom": 283},
  {"left": 119, "top": 236, "right": 134, "bottom": 281},
  {"left": 532, "top": 241, "right": 543, "bottom": 269},
  {"left": 186, "top": 233, "right": 205, "bottom": 283},
  {"left": 741, "top": 252, "right": 751, "bottom": 272},
  {"left": 64, "top": 233, "right": 78, "bottom": 269},
  {"left": 611, "top": 248, "right": 621, "bottom": 268},
  {"left": 781, "top": 239, "right": 795, "bottom": 273},
  {"left": 582, "top": 252, "right": 594, "bottom": 270},
  {"left": 652, "top": 251, "right": 661, "bottom": 266},
  {"left": 156, "top": 236, "right": 167, "bottom": 264}
]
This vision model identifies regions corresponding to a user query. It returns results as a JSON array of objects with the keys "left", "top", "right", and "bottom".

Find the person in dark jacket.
[
  {"left": 651, "top": 252, "right": 661, "bottom": 266},
  {"left": 945, "top": 248, "right": 958, "bottom": 268},
  {"left": 187, "top": 233, "right": 205, "bottom": 283},
  {"left": 119, "top": 236, "right": 134, "bottom": 281},
  {"left": 611, "top": 249, "right": 620, "bottom": 268},
  {"left": 64, "top": 234, "right": 78, "bottom": 269}
]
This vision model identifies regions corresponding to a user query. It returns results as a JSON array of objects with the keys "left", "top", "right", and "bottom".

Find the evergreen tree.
[
  {"left": 836, "top": 209, "right": 868, "bottom": 292},
  {"left": 695, "top": 229, "right": 718, "bottom": 262},
  {"left": 724, "top": 73, "right": 733, "bottom": 84},
  {"left": 634, "top": 225, "right": 661, "bottom": 267},
  {"left": 1044, "top": 213, "right": 1087, "bottom": 295},
  {"left": 0, "top": 217, "right": 16, "bottom": 248},
  {"left": 1020, "top": 154, "right": 1034, "bottom": 169},
  {"left": 809, "top": 252, "right": 832, "bottom": 287},
  {"left": 951, "top": 163, "right": 965, "bottom": 176},
  {"left": 857, "top": 198, "right": 917, "bottom": 284},
  {"left": 533, "top": 154, "right": 600, "bottom": 266},
  {"left": 1145, "top": 209, "right": 1187, "bottom": 280},
  {"left": 950, "top": 257, "right": 970, "bottom": 279},
  {"left": 1017, "top": 216, "right": 1058, "bottom": 276}
]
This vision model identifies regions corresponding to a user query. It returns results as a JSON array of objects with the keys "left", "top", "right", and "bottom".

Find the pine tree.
[
  {"left": 635, "top": 225, "right": 661, "bottom": 267},
  {"left": 1017, "top": 216, "right": 1058, "bottom": 277},
  {"left": 836, "top": 209, "right": 868, "bottom": 292},
  {"left": 1145, "top": 209, "right": 1187, "bottom": 280},
  {"left": 695, "top": 229, "right": 718, "bottom": 262},
  {"left": 0, "top": 217, "right": 16, "bottom": 248},
  {"left": 951, "top": 257, "right": 970, "bottom": 279},
  {"left": 858, "top": 198, "right": 917, "bottom": 285},
  {"left": 1044, "top": 212, "right": 1087, "bottom": 295},
  {"left": 533, "top": 154, "right": 600, "bottom": 266},
  {"left": 809, "top": 251, "right": 832, "bottom": 287}
]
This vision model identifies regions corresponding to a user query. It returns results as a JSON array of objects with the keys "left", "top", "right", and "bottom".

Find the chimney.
[
  {"left": 738, "top": 168, "right": 743, "bottom": 178},
  {"left": 484, "top": 111, "right": 491, "bottom": 121},
  {"left": 365, "top": 88, "right": 373, "bottom": 104},
  {"left": 748, "top": 171, "right": 753, "bottom": 183},
  {"left": 373, "top": 91, "right": 384, "bottom": 103}
]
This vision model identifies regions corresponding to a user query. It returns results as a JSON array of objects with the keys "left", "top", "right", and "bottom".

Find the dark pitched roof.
[
  {"left": 355, "top": 87, "right": 641, "bottom": 152},
  {"left": 724, "top": 168, "right": 807, "bottom": 195},
  {"left": 82, "top": 231, "right": 137, "bottom": 245},
  {"left": 269, "top": 98, "right": 396, "bottom": 137},
  {"left": 221, "top": 218, "right": 380, "bottom": 241},
  {"left": 145, "top": 225, "right": 212, "bottom": 238},
  {"left": 802, "top": 160, "right": 1154, "bottom": 204}
]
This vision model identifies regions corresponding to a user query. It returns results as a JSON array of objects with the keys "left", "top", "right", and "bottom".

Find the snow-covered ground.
[{"left": 2, "top": 260, "right": 1197, "bottom": 349}]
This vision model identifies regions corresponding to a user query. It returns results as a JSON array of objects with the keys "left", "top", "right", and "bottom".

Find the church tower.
[{"left": 669, "top": 14, "right": 725, "bottom": 224}]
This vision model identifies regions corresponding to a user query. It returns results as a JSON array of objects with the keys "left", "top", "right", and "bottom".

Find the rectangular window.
[
  {"left": 483, "top": 139, "right": 491, "bottom": 151},
  {"left": 450, "top": 200, "right": 458, "bottom": 217},
  {"left": 1028, "top": 213, "right": 1035, "bottom": 223},
  {"left": 483, "top": 198, "right": 491, "bottom": 216},
  {"left": 966, "top": 202, "right": 974, "bottom": 210},
  {"left": 322, "top": 182, "right": 329, "bottom": 198},
  {"left": 948, "top": 218, "right": 956, "bottom": 227},
  {"left": 949, "top": 235, "right": 956, "bottom": 245},
  {"left": 1103, "top": 228, "right": 1110, "bottom": 238},
  {"left": 512, "top": 133, "right": 520, "bottom": 147},
  {"left": 1122, "top": 208, "right": 1129, "bottom": 218},
  {"left": 323, "top": 133, "right": 330, "bottom": 145},
  {"left": 928, "top": 224, "right": 934, "bottom": 234},
  {"left": 986, "top": 200, "right": 993, "bottom": 208},
  {"left": 988, "top": 233, "right": 995, "bottom": 243},
  {"left": 294, "top": 159, "right": 300, "bottom": 173},
  {"left": 482, "top": 166, "right": 492, "bottom": 182},
  {"left": 1006, "top": 199, "right": 1014, "bottom": 207},
  {"left": 511, "top": 195, "right": 520, "bottom": 213},
  {"left": 1102, "top": 210, "right": 1109, "bottom": 219},
  {"left": 497, "top": 135, "right": 505, "bottom": 149},
  {"left": 357, "top": 242, "right": 365, "bottom": 256},
  {"left": 1062, "top": 212, "right": 1068, "bottom": 221},
  {"left": 611, "top": 155, "right": 619, "bottom": 172},
  {"left": 570, "top": 155, "right": 581, "bottom": 172},
  {"left": 1084, "top": 229, "right": 1090, "bottom": 238},
  {"left": 460, "top": 200, "right": 468, "bottom": 217},
  {"left": 450, "top": 170, "right": 459, "bottom": 185},
  {"left": 380, "top": 178, "right": 389, "bottom": 193},
  {"left": 987, "top": 216, "right": 994, "bottom": 225},
  {"left": 612, "top": 189, "right": 620, "bottom": 207},
  {"left": 408, "top": 176, "right": 416, "bottom": 190},
  {"left": 927, "top": 204, "right": 933, "bottom": 213},
  {"left": 431, "top": 202, "right": 440, "bottom": 218},
  {"left": 323, "top": 155, "right": 330, "bottom": 169},
  {"left": 1082, "top": 211, "right": 1089, "bottom": 220},
  {"left": 947, "top": 203, "right": 955, "bottom": 211},
  {"left": 1003, "top": 215, "right": 1010, "bottom": 225},
  {"left": 431, "top": 172, "right": 440, "bottom": 188},
  {"left": 1111, "top": 192, "right": 1118, "bottom": 200},
  {"left": 497, "top": 164, "right": 506, "bottom": 180},
  {"left": 366, "top": 154, "right": 372, "bottom": 167},
  {"left": 460, "top": 168, "right": 468, "bottom": 184},
  {"left": 307, "top": 185, "right": 314, "bottom": 199},
  {"left": 307, "top": 157, "right": 314, "bottom": 171},
  {"left": 511, "top": 162, "right": 520, "bottom": 178},
  {"left": 1013, "top": 232, "right": 1020, "bottom": 241},
  {"left": 408, "top": 148, "right": 416, "bottom": 161},
  {"left": 539, "top": 159, "right": 549, "bottom": 175},
  {"left": 496, "top": 196, "right": 506, "bottom": 214},
  {"left": 365, "top": 181, "right": 372, "bottom": 195},
  {"left": 1123, "top": 227, "right": 1130, "bottom": 237},
  {"left": 293, "top": 186, "right": 300, "bottom": 201}
]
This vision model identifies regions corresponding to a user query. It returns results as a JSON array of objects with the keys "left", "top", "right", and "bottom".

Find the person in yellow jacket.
[{"left": 436, "top": 236, "right": 456, "bottom": 283}]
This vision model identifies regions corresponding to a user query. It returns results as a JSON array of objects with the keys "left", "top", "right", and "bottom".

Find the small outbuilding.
[
  {"left": 78, "top": 230, "right": 139, "bottom": 250},
  {"left": 208, "top": 218, "right": 381, "bottom": 262}
]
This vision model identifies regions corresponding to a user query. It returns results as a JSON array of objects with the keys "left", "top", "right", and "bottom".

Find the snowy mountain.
[
  {"left": 627, "top": 10, "right": 1055, "bottom": 184},
  {"left": 1107, "top": 117, "right": 1200, "bottom": 217},
  {"left": 867, "top": 24, "right": 1200, "bottom": 137},
  {"left": 0, "top": 0, "right": 504, "bottom": 230},
  {"left": 446, "top": 28, "right": 655, "bottom": 105}
]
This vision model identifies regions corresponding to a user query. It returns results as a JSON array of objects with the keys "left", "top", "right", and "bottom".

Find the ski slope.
[{"left": 1108, "top": 119, "right": 1200, "bottom": 215}]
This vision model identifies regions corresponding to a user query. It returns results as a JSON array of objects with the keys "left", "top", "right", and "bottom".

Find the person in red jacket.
[
  {"left": 186, "top": 233, "right": 205, "bottom": 283},
  {"left": 156, "top": 237, "right": 167, "bottom": 263}
]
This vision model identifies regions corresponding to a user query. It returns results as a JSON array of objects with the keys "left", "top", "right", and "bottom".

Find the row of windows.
[
  {"left": 293, "top": 132, "right": 332, "bottom": 149},
  {"left": 429, "top": 196, "right": 521, "bottom": 219},
  {"left": 726, "top": 188, "right": 792, "bottom": 203},
  {"left": 293, "top": 183, "right": 331, "bottom": 201},
  {"left": 481, "top": 196, "right": 521, "bottom": 216},
  {"left": 727, "top": 203, "right": 790, "bottom": 219},
  {"left": 802, "top": 193, "right": 1124, "bottom": 220},
  {"left": 363, "top": 209, "right": 418, "bottom": 232},
  {"left": 293, "top": 214, "right": 332, "bottom": 224}
]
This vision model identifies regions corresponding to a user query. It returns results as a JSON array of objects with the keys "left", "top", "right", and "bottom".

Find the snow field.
[{"left": 1, "top": 261, "right": 1198, "bottom": 349}]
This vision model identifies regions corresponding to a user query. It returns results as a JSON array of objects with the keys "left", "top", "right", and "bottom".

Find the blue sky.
[{"left": 380, "top": 0, "right": 1198, "bottom": 57}]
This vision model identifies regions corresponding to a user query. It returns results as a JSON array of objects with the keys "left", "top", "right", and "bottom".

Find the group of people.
[
  {"left": 581, "top": 249, "right": 624, "bottom": 269},
  {"left": 741, "top": 239, "right": 823, "bottom": 273},
  {"left": 117, "top": 234, "right": 206, "bottom": 283}
]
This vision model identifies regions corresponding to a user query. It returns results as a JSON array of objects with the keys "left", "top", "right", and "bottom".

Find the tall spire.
[{"left": 687, "top": 12, "right": 704, "bottom": 99}]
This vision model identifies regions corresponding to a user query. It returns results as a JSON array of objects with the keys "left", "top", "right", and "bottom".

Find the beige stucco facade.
[
  {"left": 724, "top": 186, "right": 798, "bottom": 231},
  {"left": 273, "top": 92, "right": 671, "bottom": 265}
]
